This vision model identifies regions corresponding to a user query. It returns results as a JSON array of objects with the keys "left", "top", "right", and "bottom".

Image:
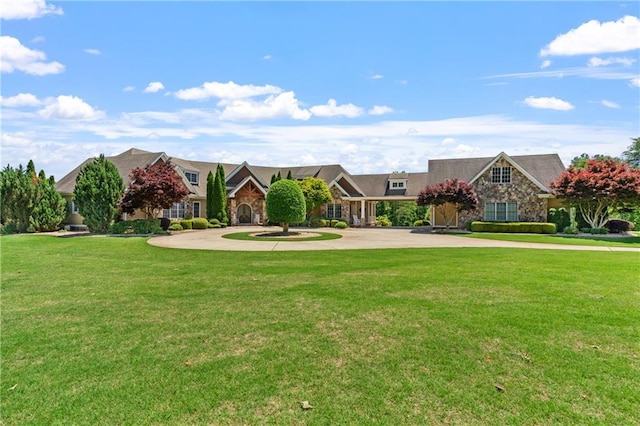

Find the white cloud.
[
  {"left": 540, "top": 60, "right": 552, "bottom": 69},
  {"left": 340, "top": 144, "right": 360, "bottom": 155},
  {"left": 368, "top": 74, "right": 384, "bottom": 80},
  {"left": 0, "top": 0, "right": 62, "bottom": 20},
  {"left": 0, "top": 36, "right": 64, "bottom": 75},
  {"left": 38, "top": 95, "right": 104, "bottom": 120},
  {"left": 441, "top": 137, "right": 456, "bottom": 145},
  {"left": 587, "top": 56, "right": 635, "bottom": 67},
  {"left": 123, "top": 86, "right": 135, "bottom": 92},
  {"left": 1, "top": 132, "right": 33, "bottom": 146},
  {"left": 540, "top": 15, "right": 640, "bottom": 56},
  {"left": 310, "top": 99, "right": 364, "bottom": 118},
  {"left": 368, "top": 105, "right": 394, "bottom": 116},
  {"left": 84, "top": 48, "right": 101, "bottom": 55},
  {"left": 263, "top": 54, "right": 272, "bottom": 60},
  {"left": 631, "top": 77, "right": 640, "bottom": 87},
  {"left": 600, "top": 100, "right": 620, "bottom": 108},
  {"left": 219, "top": 91, "right": 311, "bottom": 121},
  {"left": 31, "top": 36, "right": 45, "bottom": 43},
  {"left": 523, "top": 96, "right": 574, "bottom": 111},
  {"left": 395, "top": 80, "right": 408, "bottom": 85},
  {"left": 143, "top": 81, "right": 165, "bottom": 93},
  {"left": 174, "top": 80, "right": 282, "bottom": 101},
  {"left": 485, "top": 67, "right": 637, "bottom": 82},
  {"left": 1, "top": 93, "right": 42, "bottom": 107}
]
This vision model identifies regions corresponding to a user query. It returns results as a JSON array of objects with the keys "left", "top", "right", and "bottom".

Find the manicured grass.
[
  {"left": 222, "top": 231, "right": 342, "bottom": 242},
  {"left": 460, "top": 232, "right": 640, "bottom": 248},
  {"left": 2, "top": 235, "right": 639, "bottom": 424}
]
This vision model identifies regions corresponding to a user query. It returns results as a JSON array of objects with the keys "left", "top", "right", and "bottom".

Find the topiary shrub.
[
  {"left": 590, "top": 227, "right": 608, "bottom": 234},
  {"left": 580, "top": 227, "right": 592, "bottom": 234},
  {"left": 413, "top": 220, "right": 424, "bottom": 226},
  {"left": 192, "top": 218, "right": 209, "bottom": 229},
  {"left": 266, "top": 179, "right": 306, "bottom": 233},
  {"left": 547, "top": 208, "right": 570, "bottom": 233},
  {"left": 334, "top": 221, "right": 348, "bottom": 229},
  {"left": 209, "top": 218, "right": 220, "bottom": 225},
  {"left": 110, "top": 219, "right": 162, "bottom": 234},
  {"left": 168, "top": 223, "right": 183, "bottom": 231},
  {"left": 310, "top": 217, "right": 327, "bottom": 228},
  {"left": 605, "top": 219, "right": 634, "bottom": 233},
  {"left": 180, "top": 219, "right": 193, "bottom": 229}
]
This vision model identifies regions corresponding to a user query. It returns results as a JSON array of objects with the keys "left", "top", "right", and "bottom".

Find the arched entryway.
[{"left": 237, "top": 204, "right": 252, "bottom": 224}]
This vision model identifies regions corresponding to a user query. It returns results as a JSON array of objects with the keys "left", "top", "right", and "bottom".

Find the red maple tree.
[
  {"left": 417, "top": 178, "right": 478, "bottom": 229},
  {"left": 550, "top": 159, "right": 640, "bottom": 228},
  {"left": 119, "top": 161, "right": 189, "bottom": 219}
]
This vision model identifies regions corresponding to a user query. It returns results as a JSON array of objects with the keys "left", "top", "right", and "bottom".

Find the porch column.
[
  {"left": 229, "top": 198, "right": 237, "bottom": 225},
  {"left": 360, "top": 199, "right": 365, "bottom": 220}
]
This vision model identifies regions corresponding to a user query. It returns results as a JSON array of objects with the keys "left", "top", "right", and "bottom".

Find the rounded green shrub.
[
  {"left": 209, "top": 218, "right": 220, "bottom": 225},
  {"left": 168, "top": 223, "right": 183, "bottom": 231},
  {"left": 180, "top": 219, "right": 193, "bottom": 230},
  {"left": 334, "top": 221, "right": 348, "bottom": 229},
  {"left": 192, "top": 218, "right": 209, "bottom": 229}
]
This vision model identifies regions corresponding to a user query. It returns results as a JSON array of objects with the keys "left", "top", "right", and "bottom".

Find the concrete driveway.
[{"left": 147, "top": 226, "right": 640, "bottom": 252}]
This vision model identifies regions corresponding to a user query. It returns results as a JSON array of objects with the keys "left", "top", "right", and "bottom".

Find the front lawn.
[
  {"left": 2, "top": 235, "right": 638, "bottom": 424},
  {"left": 460, "top": 232, "right": 640, "bottom": 248}
]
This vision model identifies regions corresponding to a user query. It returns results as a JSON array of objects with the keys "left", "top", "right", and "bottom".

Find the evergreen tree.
[
  {"left": 270, "top": 174, "right": 277, "bottom": 184},
  {"left": 74, "top": 154, "right": 125, "bottom": 233},
  {"left": 0, "top": 163, "right": 36, "bottom": 231},
  {"left": 30, "top": 172, "right": 67, "bottom": 232},
  {"left": 206, "top": 170, "right": 215, "bottom": 220},
  {"left": 276, "top": 171, "right": 282, "bottom": 181},
  {"left": 212, "top": 164, "right": 228, "bottom": 224},
  {"left": 286, "top": 170, "right": 293, "bottom": 180}
]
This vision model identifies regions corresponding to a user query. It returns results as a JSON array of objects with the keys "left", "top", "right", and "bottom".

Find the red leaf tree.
[
  {"left": 119, "top": 161, "right": 189, "bottom": 219},
  {"left": 550, "top": 159, "right": 640, "bottom": 229},
  {"left": 416, "top": 178, "right": 478, "bottom": 229}
]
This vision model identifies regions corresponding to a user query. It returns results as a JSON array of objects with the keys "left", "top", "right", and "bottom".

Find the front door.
[{"left": 237, "top": 204, "right": 252, "bottom": 224}]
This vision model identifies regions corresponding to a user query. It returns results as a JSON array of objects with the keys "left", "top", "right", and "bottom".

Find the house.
[{"left": 55, "top": 148, "right": 565, "bottom": 228}]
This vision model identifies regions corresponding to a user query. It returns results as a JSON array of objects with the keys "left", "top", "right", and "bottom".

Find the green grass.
[
  {"left": 222, "top": 231, "right": 342, "bottom": 242},
  {"left": 2, "top": 235, "right": 639, "bottom": 424},
  {"left": 461, "top": 232, "right": 640, "bottom": 248}
]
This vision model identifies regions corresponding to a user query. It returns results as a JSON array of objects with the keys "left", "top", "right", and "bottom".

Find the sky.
[{"left": 1, "top": 0, "right": 639, "bottom": 180}]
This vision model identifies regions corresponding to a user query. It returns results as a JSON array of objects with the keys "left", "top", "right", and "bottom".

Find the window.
[
  {"left": 71, "top": 200, "right": 79, "bottom": 214},
  {"left": 184, "top": 171, "right": 199, "bottom": 185},
  {"left": 163, "top": 202, "right": 185, "bottom": 220},
  {"left": 484, "top": 202, "right": 518, "bottom": 221},
  {"left": 193, "top": 202, "right": 201, "bottom": 218},
  {"left": 491, "top": 167, "right": 511, "bottom": 184},
  {"left": 389, "top": 180, "right": 406, "bottom": 189},
  {"left": 327, "top": 203, "right": 343, "bottom": 219}
]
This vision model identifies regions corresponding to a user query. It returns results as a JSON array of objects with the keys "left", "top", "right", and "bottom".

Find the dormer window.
[
  {"left": 184, "top": 171, "right": 199, "bottom": 185},
  {"left": 388, "top": 179, "right": 407, "bottom": 189},
  {"left": 491, "top": 167, "right": 511, "bottom": 184}
]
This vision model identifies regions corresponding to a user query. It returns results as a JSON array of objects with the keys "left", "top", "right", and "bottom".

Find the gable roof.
[
  {"left": 426, "top": 153, "right": 565, "bottom": 192},
  {"left": 55, "top": 148, "right": 166, "bottom": 194}
]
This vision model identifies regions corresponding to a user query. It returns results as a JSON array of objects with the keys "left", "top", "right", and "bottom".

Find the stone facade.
[
  {"left": 321, "top": 187, "right": 351, "bottom": 220},
  {"left": 228, "top": 182, "right": 266, "bottom": 224},
  {"left": 458, "top": 159, "right": 548, "bottom": 227}
]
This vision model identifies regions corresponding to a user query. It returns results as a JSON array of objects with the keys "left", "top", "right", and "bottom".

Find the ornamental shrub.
[
  {"left": 209, "top": 218, "right": 220, "bottom": 225},
  {"left": 580, "top": 227, "right": 592, "bottom": 234},
  {"left": 605, "top": 219, "right": 634, "bottom": 233},
  {"left": 563, "top": 225, "right": 579, "bottom": 234},
  {"left": 160, "top": 217, "right": 171, "bottom": 231},
  {"left": 470, "top": 222, "right": 556, "bottom": 234},
  {"left": 110, "top": 219, "right": 162, "bottom": 234},
  {"left": 547, "top": 208, "right": 570, "bottom": 233},
  {"left": 180, "top": 219, "right": 193, "bottom": 230},
  {"left": 334, "top": 221, "right": 348, "bottom": 229},
  {"left": 414, "top": 220, "right": 424, "bottom": 226},
  {"left": 265, "top": 179, "right": 306, "bottom": 233},
  {"left": 168, "top": 223, "right": 183, "bottom": 231},
  {"left": 192, "top": 218, "right": 209, "bottom": 229},
  {"left": 376, "top": 215, "right": 392, "bottom": 227},
  {"left": 590, "top": 227, "right": 608, "bottom": 234}
]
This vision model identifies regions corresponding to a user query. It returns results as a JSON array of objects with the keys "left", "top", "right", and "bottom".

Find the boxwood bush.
[
  {"left": 110, "top": 219, "right": 163, "bottom": 234},
  {"left": 192, "top": 218, "right": 209, "bottom": 229},
  {"left": 168, "top": 223, "right": 183, "bottom": 231},
  {"left": 470, "top": 222, "right": 557, "bottom": 234},
  {"left": 334, "top": 221, "right": 348, "bottom": 229},
  {"left": 179, "top": 219, "right": 193, "bottom": 230}
]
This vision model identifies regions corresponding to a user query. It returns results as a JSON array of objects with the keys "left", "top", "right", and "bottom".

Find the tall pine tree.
[{"left": 212, "top": 164, "right": 228, "bottom": 224}]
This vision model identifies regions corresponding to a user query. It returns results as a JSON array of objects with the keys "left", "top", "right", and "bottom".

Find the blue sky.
[{"left": 1, "top": 1, "right": 639, "bottom": 180}]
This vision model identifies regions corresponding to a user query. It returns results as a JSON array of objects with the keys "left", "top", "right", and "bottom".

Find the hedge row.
[
  {"left": 470, "top": 222, "right": 557, "bottom": 234},
  {"left": 110, "top": 219, "right": 164, "bottom": 234}
]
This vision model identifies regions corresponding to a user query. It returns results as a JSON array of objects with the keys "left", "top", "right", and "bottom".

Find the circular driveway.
[{"left": 148, "top": 226, "right": 639, "bottom": 252}]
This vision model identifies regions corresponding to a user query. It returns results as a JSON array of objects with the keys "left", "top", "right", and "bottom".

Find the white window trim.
[
  {"left": 185, "top": 171, "right": 199, "bottom": 185},
  {"left": 193, "top": 201, "right": 201, "bottom": 218},
  {"left": 163, "top": 202, "right": 185, "bottom": 220},
  {"left": 388, "top": 179, "right": 407, "bottom": 189},
  {"left": 71, "top": 200, "right": 79, "bottom": 214},
  {"left": 491, "top": 166, "right": 512, "bottom": 184},
  {"left": 327, "top": 203, "right": 343, "bottom": 219}
]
